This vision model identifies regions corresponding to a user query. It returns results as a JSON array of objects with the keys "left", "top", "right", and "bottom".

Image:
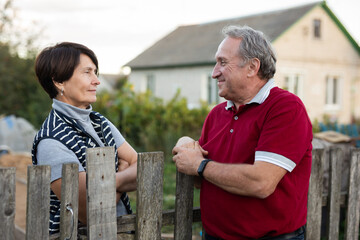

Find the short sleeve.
[
  {"left": 108, "top": 121, "right": 125, "bottom": 148},
  {"left": 255, "top": 99, "right": 312, "bottom": 166},
  {"left": 37, "top": 139, "right": 85, "bottom": 182}
]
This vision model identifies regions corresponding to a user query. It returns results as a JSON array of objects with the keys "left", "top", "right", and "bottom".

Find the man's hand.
[
  {"left": 172, "top": 136, "right": 195, "bottom": 155},
  {"left": 172, "top": 141, "right": 208, "bottom": 176}
]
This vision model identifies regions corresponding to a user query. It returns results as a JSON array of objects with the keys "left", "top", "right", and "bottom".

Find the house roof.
[{"left": 126, "top": 1, "right": 359, "bottom": 70}]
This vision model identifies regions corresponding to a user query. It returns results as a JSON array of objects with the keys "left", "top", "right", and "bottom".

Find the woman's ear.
[
  {"left": 247, "top": 58, "right": 260, "bottom": 77},
  {"left": 53, "top": 80, "right": 64, "bottom": 95}
]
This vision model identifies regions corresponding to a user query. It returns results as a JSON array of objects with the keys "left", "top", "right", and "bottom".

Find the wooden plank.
[
  {"left": 345, "top": 149, "right": 360, "bottom": 240},
  {"left": 49, "top": 233, "right": 60, "bottom": 240},
  {"left": 86, "top": 147, "right": 117, "bottom": 240},
  {"left": 60, "top": 163, "right": 79, "bottom": 240},
  {"left": 306, "top": 149, "right": 324, "bottom": 240},
  {"left": 117, "top": 208, "right": 201, "bottom": 233},
  {"left": 327, "top": 147, "right": 342, "bottom": 240},
  {"left": 26, "top": 165, "right": 51, "bottom": 240},
  {"left": 0, "top": 167, "right": 16, "bottom": 240},
  {"left": 322, "top": 192, "right": 346, "bottom": 207},
  {"left": 117, "top": 233, "right": 135, "bottom": 240},
  {"left": 174, "top": 171, "right": 194, "bottom": 240},
  {"left": 135, "top": 152, "right": 164, "bottom": 240}
]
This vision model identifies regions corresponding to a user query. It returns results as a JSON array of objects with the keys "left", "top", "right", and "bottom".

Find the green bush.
[
  {"left": 93, "top": 82, "right": 210, "bottom": 159},
  {"left": 0, "top": 43, "right": 51, "bottom": 128}
]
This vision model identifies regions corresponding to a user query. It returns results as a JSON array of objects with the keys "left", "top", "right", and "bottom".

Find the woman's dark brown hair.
[{"left": 35, "top": 42, "right": 99, "bottom": 98}]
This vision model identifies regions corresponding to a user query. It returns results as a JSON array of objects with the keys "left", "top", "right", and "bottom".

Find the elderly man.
[{"left": 172, "top": 25, "right": 312, "bottom": 240}]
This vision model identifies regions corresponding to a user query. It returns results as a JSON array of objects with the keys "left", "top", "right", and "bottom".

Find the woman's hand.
[
  {"left": 115, "top": 142, "right": 138, "bottom": 193},
  {"left": 118, "top": 159, "right": 130, "bottom": 172}
]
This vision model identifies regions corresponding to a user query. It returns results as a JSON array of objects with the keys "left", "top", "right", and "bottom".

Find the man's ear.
[{"left": 247, "top": 58, "right": 260, "bottom": 77}]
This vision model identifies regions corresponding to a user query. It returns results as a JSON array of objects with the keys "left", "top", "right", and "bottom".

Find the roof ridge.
[{"left": 197, "top": 1, "right": 321, "bottom": 27}]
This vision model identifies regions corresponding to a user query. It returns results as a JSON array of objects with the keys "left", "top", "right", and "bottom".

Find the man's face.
[{"left": 212, "top": 37, "right": 249, "bottom": 102}]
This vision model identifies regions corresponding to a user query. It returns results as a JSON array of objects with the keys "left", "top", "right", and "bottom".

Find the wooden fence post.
[
  {"left": 0, "top": 167, "right": 16, "bottom": 240},
  {"left": 26, "top": 165, "right": 51, "bottom": 240},
  {"left": 86, "top": 147, "right": 117, "bottom": 240},
  {"left": 60, "top": 163, "right": 79, "bottom": 240},
  {"left": 307, "top": 148, "right": 325, "bottom": 240},
  {"left": 174, "top": 171, "right": 194, "bottom": 240},
  {"left": 136, "top": 152, "right": 164, "bottom": 240},
  {"left": 345, "top": 149, "right": 360, "bottom": 240},
  {"left": 327, "top": 147, "right": 343, "bottom": 240}
]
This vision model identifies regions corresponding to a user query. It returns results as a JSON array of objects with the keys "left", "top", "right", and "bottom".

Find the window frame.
[
  {"left": 283, "top": 73, "right": 304, "bottom": 100},
  {"left": 313, "top": 19, "right": 321, "bottom": 39},
  {"left": 325, "top": 75, "right": 342, "bottom": 111}
]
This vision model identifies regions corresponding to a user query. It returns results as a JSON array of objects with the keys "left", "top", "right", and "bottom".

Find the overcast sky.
[{"left": 13, "top": 0, "right": 360, "bottom": 74}]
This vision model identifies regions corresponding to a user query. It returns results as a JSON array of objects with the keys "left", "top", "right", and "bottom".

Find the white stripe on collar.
[{"left": 225, "top": 79, "right": 275, "bottom": 110}]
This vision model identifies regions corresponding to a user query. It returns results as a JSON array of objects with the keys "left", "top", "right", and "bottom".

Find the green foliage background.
[
  {"left": 0, "top": 42, "right": 51, "bottom": 126},
  {"left": 0, "top": 0, "right": 51, "bottom": 126},
  {"left": 93, "top": 82, "right": 210, "bottom": 159}
]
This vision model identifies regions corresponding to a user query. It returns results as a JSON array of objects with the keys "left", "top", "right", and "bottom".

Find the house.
[
  {"left": 125, "top": 1, "right": 360, "bottom": 123},
  {"left": 98, "top": 73, "right": 123, "bottom": 93}
]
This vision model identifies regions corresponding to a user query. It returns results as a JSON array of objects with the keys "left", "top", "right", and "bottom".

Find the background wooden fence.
[{"left": 1, "top": 146, "right": 360, "bottom": 239}]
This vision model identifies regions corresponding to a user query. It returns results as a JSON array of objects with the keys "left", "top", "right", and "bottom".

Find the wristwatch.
[{"left": 197, "top": 159, "right": 212, "bottom": 178}]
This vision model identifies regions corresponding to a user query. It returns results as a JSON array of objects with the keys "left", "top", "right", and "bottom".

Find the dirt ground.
[{"left": 0, "top": 153, "right": 31, "bottom": 232}]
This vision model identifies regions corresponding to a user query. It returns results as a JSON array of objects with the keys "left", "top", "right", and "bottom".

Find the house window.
[
  {"left": 207, "top": 75, "right": 219, "bottom": 104},
  {"left": 283, "top": 74, "right": 303, "bottom": 99},
  {"left": 325, "top": 76, "right": 340, "bottom": 106},
  {"left": 146, "top": 74, "right": 155, "bottom": 93},
  {"left": 313, "top": 19, "right": 321, "bottom": 38}
]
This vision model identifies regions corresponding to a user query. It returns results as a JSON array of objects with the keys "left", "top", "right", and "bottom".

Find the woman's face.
[{"left": 55, "top": 54, "right": 100, "bottom": 109}]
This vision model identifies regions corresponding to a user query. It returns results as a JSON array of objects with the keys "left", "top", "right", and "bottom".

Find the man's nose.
[{"left": 212, "top": 63, "right": 220, "bottom": 79}]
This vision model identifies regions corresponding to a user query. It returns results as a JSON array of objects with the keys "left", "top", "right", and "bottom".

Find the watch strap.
[{"left": 197, "top": 159, "right": 212, "bottom": 178}]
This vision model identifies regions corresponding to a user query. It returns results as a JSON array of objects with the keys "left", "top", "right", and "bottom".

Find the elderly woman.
[{"left": 31, "top": 42, "right": 137, "bottom": 234}]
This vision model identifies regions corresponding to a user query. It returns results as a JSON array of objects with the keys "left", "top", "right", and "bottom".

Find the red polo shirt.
[{"left": 198, "top": 86, "right": 312, "bottom": 239}]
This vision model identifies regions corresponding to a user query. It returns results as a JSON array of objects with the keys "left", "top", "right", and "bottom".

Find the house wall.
[
  {"left": 128, "top": 66, "right": 223, "bottom": 108},
  {"left": 274, "top": 5, "right": 360, "bottom": 123}
]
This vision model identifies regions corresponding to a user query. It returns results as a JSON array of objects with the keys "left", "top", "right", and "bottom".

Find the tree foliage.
[
  {"left": 93, "top": 83, "right": 210, "bottom": 158},
  {"left": 0, "top": 0, "right": 51, "bottom": 127}
]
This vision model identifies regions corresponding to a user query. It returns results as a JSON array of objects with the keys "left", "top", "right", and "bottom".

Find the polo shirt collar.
[{"left": 225, "top": 79, "right": 275, "bottom": 110}]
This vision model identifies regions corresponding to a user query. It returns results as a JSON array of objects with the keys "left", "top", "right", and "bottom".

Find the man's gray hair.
[{"left": 222, "top": 25, "right": 277, "bottom": 80}]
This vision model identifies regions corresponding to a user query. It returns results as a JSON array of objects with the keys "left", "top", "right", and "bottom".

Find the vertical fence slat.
[
  {"left": 136, "top": 152, "right": 164, "bottom": 240},
  {"left": 174, "top": 171, "right": 194, "bottom": 240},
  {"left": 86, "top": 147, "right": 117, "bottom": 240},
  {"left": 345, "top": 149, "right": 360, "bottom": 240},
  {"left": 0, "top": 167, "right": 16, "bottom": 240},
  {"left": 26, "top": 165, "right": 50, "bottom": 240},
  {"left": 307, "top": 148, "right": 324, "bottom": 240},
  {"left": 60, "top": 163, "right": 79, "bottom": 240},
  {"left": 327, "top": 147, "right": 343, "bottom": 240}
]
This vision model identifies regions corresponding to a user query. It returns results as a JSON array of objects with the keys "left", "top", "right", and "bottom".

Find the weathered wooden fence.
[
  {"left": 0, "top": 147, "right": 200, "bottom": 240},
  {"left": 307, "top": 147, "right": 360, "bottom": 239},
  {"left": 1, "top": 146, "right": 360, "bottom": 239}
]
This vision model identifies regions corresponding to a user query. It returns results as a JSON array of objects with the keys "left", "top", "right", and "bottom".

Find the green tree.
[
  {"left": 93, "top": 83, "right": 210, "bottom": 158},
  {"left": 0, "top": 0, "right": 50, "bottom": 128}
]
